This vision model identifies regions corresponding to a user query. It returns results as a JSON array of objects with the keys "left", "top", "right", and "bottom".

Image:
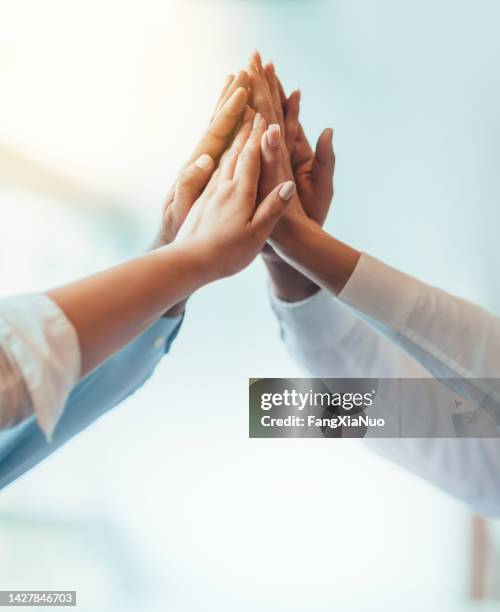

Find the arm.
[
  {"left": 0, "top": 111, "right": 294, "bottom": 442},
  {"left": 0, "top": 75, "right": 249, "bottom": 470},
  {"left": 254, "top": 54, "right": 500, "bottom": 515},
  {"left": 253, "top": 50, "right": 500, "bottom": 405},
  {"left": 274, "top": 221, "right": 500, "bottom": 408},
  {"left": 0, "top": 316, "right": 181, "bottom": 489},
  {"left": 271, "top": 287, "right": 500, "bottom": 517}
]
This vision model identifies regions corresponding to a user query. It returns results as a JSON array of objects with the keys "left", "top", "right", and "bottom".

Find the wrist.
[
  {"left": 150, "top": 235, "right": 189, "bottom": 317},
  {"left": 263, "top": 256, "right": 319, "bottom": 303},
  {"left": 269, "top": 215, "right": 318, "bottom": 260},
  {"left": 160, "top": 241, "right": 216, "bottom": 295}
]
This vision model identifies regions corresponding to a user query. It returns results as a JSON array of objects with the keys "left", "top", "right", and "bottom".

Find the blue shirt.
[{"left": 0, "top": 316, "right": 183, "bottom": 488}]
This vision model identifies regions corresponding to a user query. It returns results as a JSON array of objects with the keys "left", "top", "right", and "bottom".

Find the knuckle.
[
  {"left": 217, "top": 181, "right": 235, "bottom": 198},
  {"left": 239, "top": 149, "right": 257, "bottom": 163}
]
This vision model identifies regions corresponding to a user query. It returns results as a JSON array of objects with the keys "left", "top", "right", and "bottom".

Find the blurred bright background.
[{"left": 1, "top": 0, "right": 500, "bottom": 610}]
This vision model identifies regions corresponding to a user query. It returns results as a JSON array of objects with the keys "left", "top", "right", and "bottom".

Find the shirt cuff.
[
  {"left": 338, "top": 253, "right": 423, "bottom": 338},
  {"left": 0, "top": 293, "right": 81, "bottom": 440},
  {"left": 270, "top": 288, "right": 359, "bottom": 354}
]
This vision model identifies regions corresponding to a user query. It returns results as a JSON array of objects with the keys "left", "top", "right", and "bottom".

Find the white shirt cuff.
[
  {"left": 270, "top": 288, "right": 360, "bottom": 354},
  {"left": 338, "top": 253, "right": 423, "bottom": 338},
  {"left": 0, "top": 293, "right": 81, "bottom": 440}
]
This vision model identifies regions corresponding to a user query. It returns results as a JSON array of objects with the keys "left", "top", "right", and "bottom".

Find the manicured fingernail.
[
  {"left": 195, "top": 154, "right": 214, "bottom": 171},
  {"left": 253, "top": 113, "right": 261, "bottom": 128},
  {"left": 267, "top": 124, "right": 281, "bottom": 148},
  {"left": 279, "top": 181, "right": 296, "bottom": 201}
]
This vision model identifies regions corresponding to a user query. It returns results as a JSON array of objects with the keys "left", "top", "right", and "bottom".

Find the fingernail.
[
  {"left": 195, "top": 154, "right": 214, "bottom": 171},
  {"left": 279, "top": 181, "right": 296, "bottom": 201},
  {"left": 243, "top": 106, "right": 252, "bottom": 121},
  {"left": 253, "top": 113, "right": 261, "bottom": 128},
  {"left": 267, "top": 124, "right": 281, "bottom": 148}
]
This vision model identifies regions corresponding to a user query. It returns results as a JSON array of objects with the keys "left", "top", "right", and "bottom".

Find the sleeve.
[
  {"left": 271, "top": 288, "right": 500, "bottom": 517},
  {"left": 0, "top": 315, "right": 183, "bottom": 489},
  {"left": 0, "top": 293, "right": 81, "bottom": 439},
  {"left": 338, "top": 253, "right": 500, "bottom": 407}
]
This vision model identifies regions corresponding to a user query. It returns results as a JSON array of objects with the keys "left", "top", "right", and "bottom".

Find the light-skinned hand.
[{"left": 176, "top": 110, "right": 296, "bottom": 281}]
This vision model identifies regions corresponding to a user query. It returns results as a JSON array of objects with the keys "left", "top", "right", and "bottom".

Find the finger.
[
  {"left": 217, "top": 107, "right": 255, "bottom": 180},
  {"left": 261, "top": 123, "right": 282, "bottom": 171},
  {"left": 234, "top": 113, "right": 267, "bottom": 194},
  {"left": 190, "top": 86, "right": 248, "bottom": 163},
  {"left": 253, "top": 52, "right": 273, "bottom": 100},
  {"left": 275, "top": 74, "right": 289, "bottom": 110},
  {"left": 247, "top": 53, "right": 276, "bottom": 124},
  {"left": 264, "top": 63, "right": 285, "bottom": 131},
  {"left": 311, "top": 128, "right": 335, "bottom": 202},
  {"left": 174, "top": 153, "right": 215, "bottom": 218},
  {"left": 251, "top": 181, "right": 296, "bottom": 237},
  {"left": 214, "top": 70, "right": 250, "bottom": 116},
  {"left": 259, "top": 124, "right": 287, "bottom": 199},
  {"left": 284, "top": 90, "right": 300, "bottom": 155},
  {"left": 213, "top": 73, "right": 234, "bottom": 113}
]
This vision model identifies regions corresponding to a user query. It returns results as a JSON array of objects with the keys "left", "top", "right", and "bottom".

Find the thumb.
[
  {"left": 311, "top": 128, "right": 335, "bottom": 201},
  {"left": 173, "top": 153, "right": 215, "bottom": 220},
  {"left": 251, "top": 181, "right": 296, "bottom": 236}
]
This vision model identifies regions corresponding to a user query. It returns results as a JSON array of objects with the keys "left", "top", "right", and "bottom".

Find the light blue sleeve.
[{"left": 0, "top": 315, "right": 183, "bottom": 489}]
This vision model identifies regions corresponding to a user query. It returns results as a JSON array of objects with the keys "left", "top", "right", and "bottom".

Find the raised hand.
[
  {"left": 176, "top": 110, "right": 296, "bottom": 280},
  {"left": 155, "top": 72, "right": 250, "bottom": 247},
  {"left": 152, "top": 72, "right": 250, "bottom": 316},
  {"left": 263, "top": 61, "right": 335, "bottom": 227},
  {"left": 247, "top": 53, "right": 335, "bottom": 301}
]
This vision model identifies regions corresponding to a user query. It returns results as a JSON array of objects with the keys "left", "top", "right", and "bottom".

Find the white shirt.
[
  {"left": 271, "top": 253, "right": 500, "bottom": 516},
  {"left": 0, "top": 294, "right": 81, "bottom": 440}
]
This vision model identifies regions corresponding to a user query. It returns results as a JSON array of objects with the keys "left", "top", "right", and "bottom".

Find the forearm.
[
  {"left": 149, "top": 237, "right": 189, "bottom": 319},
  {"left": 275, "top": 218, "right": 500, "bottom": 405},
  {"left": 48, "top": 244, "right": 205, "bottom": 376},
  {"left": 271, "top": 219, "right": 361, "bottom": 296}
]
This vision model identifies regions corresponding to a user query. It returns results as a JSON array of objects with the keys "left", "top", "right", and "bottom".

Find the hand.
[
  {"left": 263, "top": 63, "right": 335, "bottom": 226},
  {"left": 249, "top": 53, "right": 336, "bottom": 301},
  {"left": 152, "top": 71, "right": 250, "bottom": 316},
  {"left": 176, "top": 110, "right": 296, "bottom": 281},
  {"left": 155, "top": 71, "right": 250, "bottom": 248}
]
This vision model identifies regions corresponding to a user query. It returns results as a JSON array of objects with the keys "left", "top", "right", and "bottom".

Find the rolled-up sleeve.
[{"left": 0, "top": 293, "right": 81, "bottom": 439}]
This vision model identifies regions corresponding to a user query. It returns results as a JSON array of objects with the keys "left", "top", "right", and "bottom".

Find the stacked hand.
[
  {"left": 47, "top": 55, "right": 354, "bottom": 380},
  {"left": 152, "top": 51, "right": 340, "bottom": 311}
]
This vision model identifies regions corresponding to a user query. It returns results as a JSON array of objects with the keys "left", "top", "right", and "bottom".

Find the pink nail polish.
[
  {"left": 279, "top": 181, "right": 296, "bottom": 201},
  {"left": 266, "top": 124, "right": 281, "bottom": 148}
]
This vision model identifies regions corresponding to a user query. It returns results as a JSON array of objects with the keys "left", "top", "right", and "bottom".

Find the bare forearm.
[
  {"left": 48, "top": 245, "right": 205, "bottom": 376},
  {"left": 150, "top": 237, "right": 189, "bottom": 318},
  {"left": 271, "top": 220, "right": 361, "bottom": 297}
]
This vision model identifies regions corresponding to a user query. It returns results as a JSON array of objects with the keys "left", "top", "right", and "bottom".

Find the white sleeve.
[
  {"left": 338, "top": 253, "right": 500, "bottom": 406},
  {"left": 0, "top": 293, "right": 81, "bottom": 440},
  {"left": 271, "top": 288, "right": 500, "bottom": 516}
]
